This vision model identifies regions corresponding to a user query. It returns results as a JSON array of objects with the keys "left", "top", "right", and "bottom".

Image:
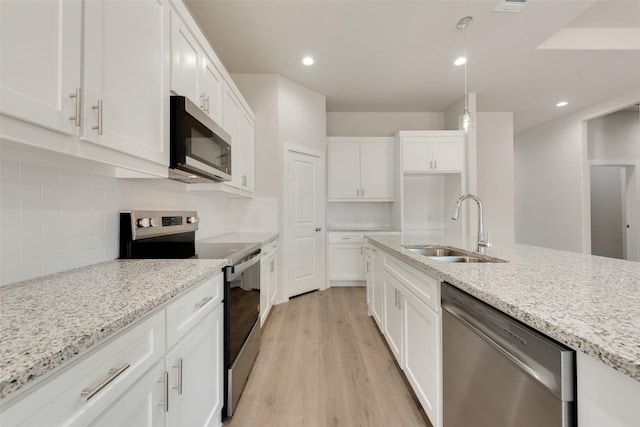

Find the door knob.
[{"left": 315, "top": 227, "right": 322, "bottom": 232}]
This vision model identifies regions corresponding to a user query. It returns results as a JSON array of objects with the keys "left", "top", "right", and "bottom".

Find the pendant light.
[{"left": 457, "top": 16, "right": 473, "bottom": 133}]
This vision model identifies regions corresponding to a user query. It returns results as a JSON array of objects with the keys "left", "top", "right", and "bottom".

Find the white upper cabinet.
[
  {"left": 169, "top": 9, "right": 224, "bottom": 125},
  {"left": 82, "top": 0, "right": 167, "bottom": 165},
  {"left": 222, "top": 84, "right": 254, "bottom": 193},
  {"left": 0, "top": 0, "right": 81, "bottom": 136},
  {"left": 327, "top": 138, "right": 395, "bottom": 201},
  {"left": 401, "top": 131, "right": 464, "bottom": 173}
]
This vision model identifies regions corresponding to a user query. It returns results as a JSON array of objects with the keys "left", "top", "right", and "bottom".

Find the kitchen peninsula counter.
[
  {"left": 365, "top": 234, "right": 640, "bottom": 383},
  {"left": 0, "top": 258, "right": 227, "bottom": 399}
]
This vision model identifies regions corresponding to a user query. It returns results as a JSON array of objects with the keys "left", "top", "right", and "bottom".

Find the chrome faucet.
[{"left": 451, "top": 194, "right": 492, "bottom": 254}]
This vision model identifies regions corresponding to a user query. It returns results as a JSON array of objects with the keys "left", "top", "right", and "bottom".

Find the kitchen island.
[{"left": 365, "top": 234, "right": 640, "bottom": 427}]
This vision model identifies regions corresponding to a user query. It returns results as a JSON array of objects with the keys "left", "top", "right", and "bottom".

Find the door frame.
[
  {"left": 588, "top": 160, "right": 638, "bottom": 261},
  {"left": 282, "top": 143, "right": 326, "bottom": 302}
]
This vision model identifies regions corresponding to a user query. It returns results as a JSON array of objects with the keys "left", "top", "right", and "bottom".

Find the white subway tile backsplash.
[
  {"left": 19, "top": 162, "right": 59, "bottom": 185},
  {"left": 1, "top": 155, "right": 274, "bottom": 286},
  {"left": 0, "top": 158, "right": 19, "bottom": 182}
]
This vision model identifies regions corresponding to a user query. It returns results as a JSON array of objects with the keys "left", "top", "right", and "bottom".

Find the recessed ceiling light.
[
  {"left": 302, "top": 56, "right": 314, "bottom": 66},
  {"left": 454, "top": 57, "right": 466, "bottom": 66},
  {"left": 556, "top": 101, "right": 568, "bottom": 107}
]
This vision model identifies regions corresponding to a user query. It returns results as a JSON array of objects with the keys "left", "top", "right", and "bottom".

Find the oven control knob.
[
  {"left": 186, "top": 216, "right": 199, "bottom": 224},
  {"left": 137, "top": 218, "right": 157, "bottom": 228}
]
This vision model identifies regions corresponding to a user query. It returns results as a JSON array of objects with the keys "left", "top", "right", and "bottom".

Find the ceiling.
[{"left": 185, "top": 0, "right": 640, "bottom": 133}]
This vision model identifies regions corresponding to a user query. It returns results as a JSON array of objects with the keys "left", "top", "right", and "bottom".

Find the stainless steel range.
[{"left": 119, "top": 210, "right": 261, "bottom": 420}]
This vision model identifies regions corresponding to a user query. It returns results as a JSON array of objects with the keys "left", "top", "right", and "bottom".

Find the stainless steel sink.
[
  {"left": 405, "top": 246, "right": 469, "bottom": 257},
  {"left": 403, "top": 246, "right": 498, "bottom": 263}
]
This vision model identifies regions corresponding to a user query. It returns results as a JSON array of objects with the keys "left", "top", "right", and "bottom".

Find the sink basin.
[
  {"left": 429, "top": 256, "right": 488, "bottom": 263},
  {"left": 403, "top": 245, "right": 499, "bottom": 263},
  {"left": 405, "top": 247, "right": 469, "bottom": 257}
]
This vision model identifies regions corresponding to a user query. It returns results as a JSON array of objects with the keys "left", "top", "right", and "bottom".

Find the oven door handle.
[{"left": 227, "top": 252, "right": 261, "bottom": 280}]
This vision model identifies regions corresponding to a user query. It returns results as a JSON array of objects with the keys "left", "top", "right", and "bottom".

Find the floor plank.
[{"left": 225, "top": 287, "right": 431, "bottom": 427}]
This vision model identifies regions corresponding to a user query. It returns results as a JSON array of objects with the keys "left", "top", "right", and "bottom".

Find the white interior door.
[{"left": 285, "top": 147, "right": 325, "bottom": 298}]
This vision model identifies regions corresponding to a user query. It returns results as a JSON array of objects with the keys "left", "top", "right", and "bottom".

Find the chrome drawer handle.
[
  {"left": 173, "top": 357, "right": 183, "bottom": 395},
  {"left": 195, "top": 296, "right": 213, "bottom": 309},
  {"left": 92, "top": 99, "right": 103, "bottom": 135},
  {"left": 80, "top": 362, "right": 130, "bottom": 401},
  {"left": 158, "top": 371, "right": 169, "bottom": 412},
  {"left": 69, "top": 88, "right": 81, "bottom": 126}
]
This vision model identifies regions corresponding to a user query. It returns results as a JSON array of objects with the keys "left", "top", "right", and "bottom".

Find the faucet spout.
[{"left": 451, "top": 194, "right": 491, "bottom": 253}]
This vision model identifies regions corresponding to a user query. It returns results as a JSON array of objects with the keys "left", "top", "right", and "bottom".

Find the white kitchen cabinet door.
[
  {"left": 360, "top": 141, "right": 395, "bottom": 199},
  {"left": 327, "top": 143, "right": 360, "bottom": 199},
  {"left": 0, "top": 0, "right": 81, "bottom": 136},
  {"left": 170, "top": 9, "right": 202, "bottom": 107},
  {"left": 91, "top": 361, "right": 166, "bottom": 427},
  {"left": 431, "top": 139, "right": 464, "bottom": 172},
  {"left": 372, "top": 249, "right": 385, "bottom": 329},
  {"left": 383, "top": 271, "right": 403, "bottom": 367},
  {"left": 82, "top": 0, "right": 167, "bottom": 165},
  {"left": 402, "top": 135, "right": 463, "bottom": 173},
  {"left": 260, "top": 257, "right": 270, "bottom": 326},
  {"left": 165, "top": 303, "right": 223, "bottom": 427},
  {"left": 201, "top": 55, "right": 223, "bottom": 124},
  {"left": 268, "top": 254, "right": 278, "bottom": 306},
  {"left": 240, "top": 110, "right": 255, "bottom": 191},
  {"left": 223, "top": 86, "right": 244, "bottom": 188},
  {"left": 328, "top": 243, "right": 365, "bottom": 281},
  {"left": 404, "top": 288, "right": 441, "bottom": 427}
]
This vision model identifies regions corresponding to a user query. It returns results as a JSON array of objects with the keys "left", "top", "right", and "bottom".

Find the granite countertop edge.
[
  {"left": 0, "top": 258, "right": 228, "bottom": 400},
  {"left": 198, "top": 232, "right": 279, "bottom": 246},
  {"left": 365, "top": 235, "right": 640, "bottom": 383}
]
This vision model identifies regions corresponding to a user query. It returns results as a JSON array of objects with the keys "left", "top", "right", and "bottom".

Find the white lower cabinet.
[
  {"left": 379, "top": 253, "right": 442, "bottom": 427},
  {"left": 327, "top": 233, "right": 365, "bottom": 285},
  {"left": 165, "top": 303, "right": 223, "bottom": 427},
  {"left": 91, "top": 360, "right": 166, "bottom": 427},
  {"left": 403, "top": 287, "right": 441, "bottom": 427},
  {"left": 260, "top": 239, "right": 279, "bottom": 326},
  {"left": 0, "top": 274, "right": 224, "bottom": 427},
  {"left": 371, "top": 247, "right": 385, "bottom": 329},
  {"left": 383, "top": 271, "right": 404, "bottom": 366}
]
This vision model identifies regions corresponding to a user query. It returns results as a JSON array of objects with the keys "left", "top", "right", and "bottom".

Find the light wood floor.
[{"left": 225, "top": 287, "right": 430, "bottom": 427}]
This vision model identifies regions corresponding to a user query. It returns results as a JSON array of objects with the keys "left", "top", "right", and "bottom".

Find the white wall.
[
  {"left": 326, "top": 112, "right": 443, "bottom": 136},
  {"left": 514, "top": 90, "right": 640, "bottom": 253},
  {"left": 588, "top": 109, "right": 640, "bottom": 160},
  {"left": 476, "top": 112, "right": 515, "bottom": 242},
  {"left": 278, "top": 76, "right": 327, "bottom": 152}
]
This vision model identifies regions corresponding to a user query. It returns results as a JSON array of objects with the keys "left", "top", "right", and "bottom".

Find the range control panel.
[{"left": 122, "top": 210, "right": 199, "bottom": 240}]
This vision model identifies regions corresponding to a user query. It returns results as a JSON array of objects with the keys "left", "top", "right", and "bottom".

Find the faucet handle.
[{"left": 480, "top": 232, "right": 492, "bottom": 248}]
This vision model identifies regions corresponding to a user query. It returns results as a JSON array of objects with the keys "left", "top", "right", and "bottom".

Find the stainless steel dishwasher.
[{"left": 441, "top": 282, "right": 576, "bottom": 427}]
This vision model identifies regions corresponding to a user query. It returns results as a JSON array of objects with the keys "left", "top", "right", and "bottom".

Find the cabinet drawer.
[
  {"left": 166, "top": 273, "right": 223, "bottom": 349},
  {"left": 1, "top": 310, "right": 165, "bottom": 427},
  {"left": 328, "top": 233, "right": 364, "bottom": 244},
  {"left": 261, "top": 239, "right": 279, "bottom": 260},
  {"left": 384, "top": 254, "right": 440, "bottom": 312}
]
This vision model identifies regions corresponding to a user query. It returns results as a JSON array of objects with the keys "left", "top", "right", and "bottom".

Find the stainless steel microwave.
[{"left": 169, "top": 95, "right": 231, "bottom": 183}]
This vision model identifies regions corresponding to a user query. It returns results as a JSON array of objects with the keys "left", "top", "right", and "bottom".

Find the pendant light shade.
[{"left": 457, "top": 16, "right": 473, "bottom": 133}]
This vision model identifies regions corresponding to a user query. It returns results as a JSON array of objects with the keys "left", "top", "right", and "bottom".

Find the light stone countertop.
[
  {"left": 0, "top": 259, "right": 227, "bottom": 399},
  {"left": 328, "top": 227, "right": 400, "bottom": 233},
  {"left": 365, "top": 234, "right": 640, "bottom": 382},
  {"left": 199, "top": 232, "right": 279, "bottom": 246}
]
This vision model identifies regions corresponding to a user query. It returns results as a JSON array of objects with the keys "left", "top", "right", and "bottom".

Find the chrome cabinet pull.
[
  {"left": 434, "top": 160, "right": 437, "bottom": 169},
  {"left": 205, "top": 95, "right": 210, "bottom": 114},
  {"left": 69, "top": 88, "right": 81, "bottom": 126},
  {"left": 195, "top": 296, "right": 213, "bottom": 309},
  {"left": 173, "top": 358, "right": 183, "bottom": 395},
  {"left": 158, "top": 371, "right": 169, "bottom": 412},
  {"left": 242, "top": 174, "right": 247, "bottom": 186},
  {"left": 394, "top": 288, "right": 398, "bottom": 308},
  {"left": 92, "top": 100, "right": 103, "bottom": 135},
  {"left": 80, "top": 362, "right": 130, "bottom": 401},
  {"left": 362, "top": 188, "right": 365, "bottom": 197},
  {"left": 200, "top": 93, "right": 206, "bottom": 110}
]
